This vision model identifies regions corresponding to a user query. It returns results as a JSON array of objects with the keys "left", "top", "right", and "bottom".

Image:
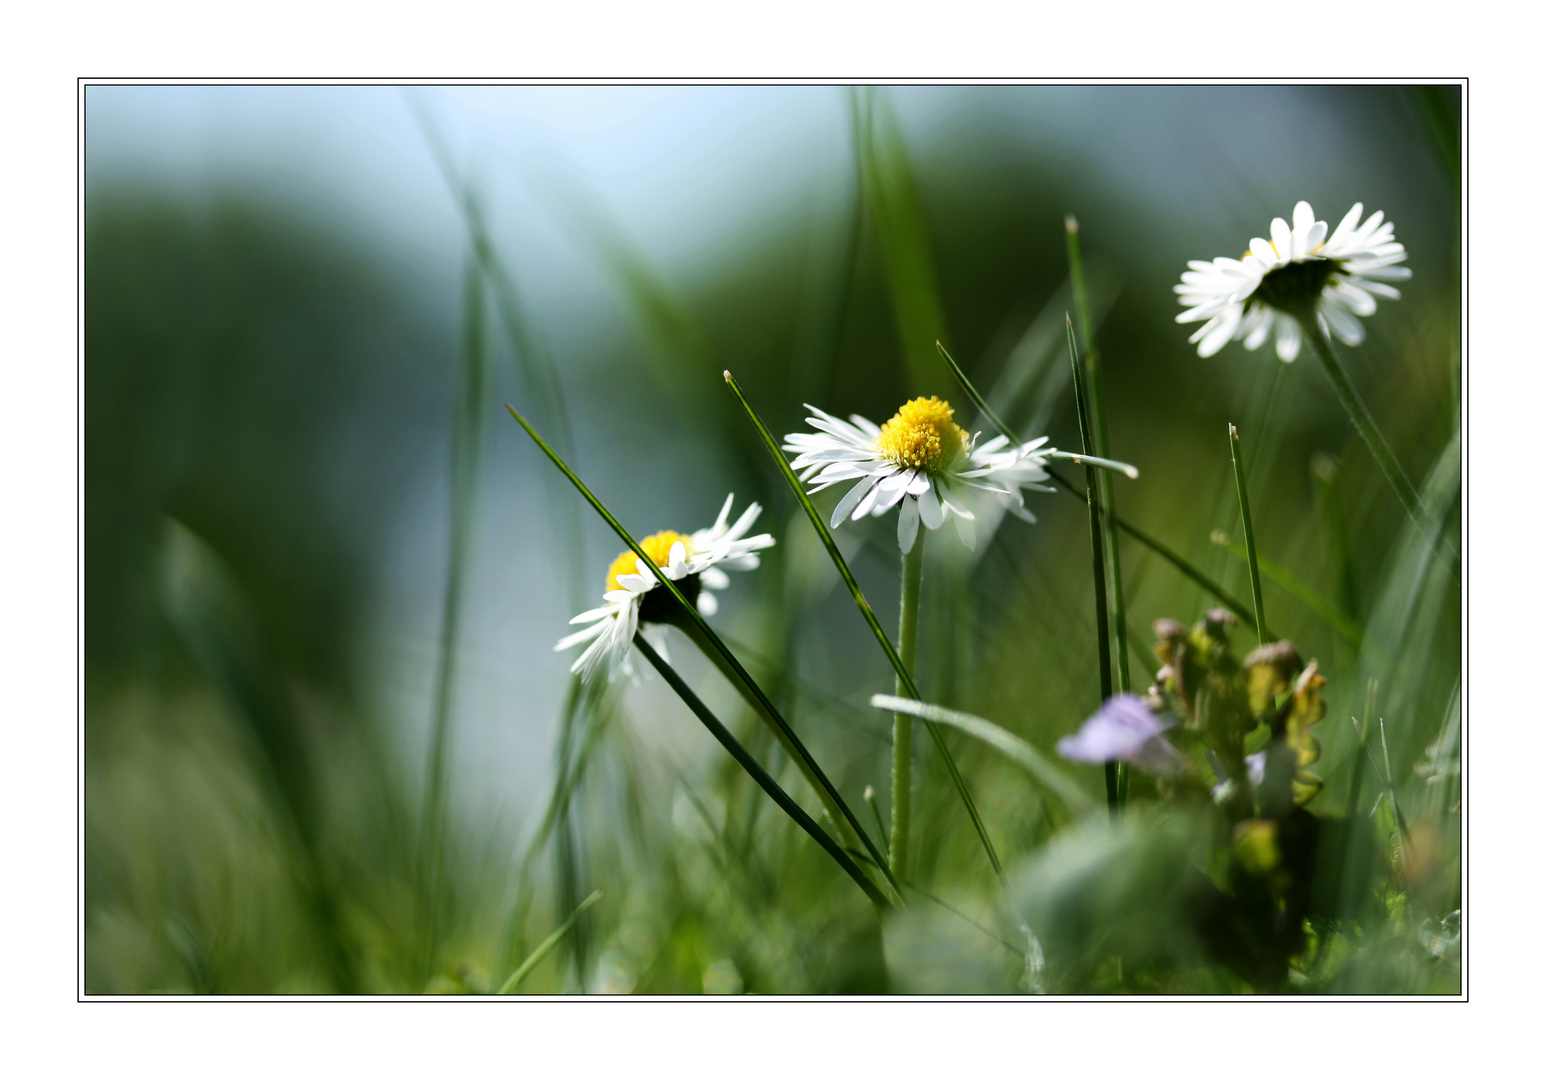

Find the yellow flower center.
[
  {"left": 605, "top": 531, "right": 692, "bottom": 593},
  {"left": 874, "top": 396, "right": 967, "bottom": 474}
]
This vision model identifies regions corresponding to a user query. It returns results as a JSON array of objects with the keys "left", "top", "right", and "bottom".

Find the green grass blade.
[
  {"left": 503, "top": 403, "right": 895, "bottom": 895},
  {"left": 1105, "top": 509, "right": 1261, "bottom": 635},
  {"left": 420, "top": 254, "right": 490, "bottom": 969},
  {"left": 935, "top": 339, "right": 1017, "bottom": 441},
  {"left": 936, "top": 340, "right": 1258, "bottom": 634},
  {"left": 863, "top": 786, "right": 890, "bottom": 859},
  {"left": 1066, "top": 216, "right": 1132, "bottom": 807},
  {"left": 1227, "top": 423, "right": 1269, "bottom": 644},
  {"left": 872, "top": 695, "right": 1095, "bottom": 816},
  {"left": 1065, "top": 316, "right": 1117, "bottom": 815},
  {"left": 410, "top": 97, "right": 591, "bottom": 611},
  {"left": 723, "top": 371, "right": 1006, "bottom": 882},
  {"left": 852, "top": 87, "right": 951, "bottom": 396},
  {"left": 1350, "top": 716, "right": 1414, "bottom": 853},
  {"left": 634, "top": 634, "right": 890, "bottom": 909},
  {"left": 498, "top": 889, "right": 603, "bottom": 994},
  {"left": 903, "top": 881, "right": 1028, "bottom": 959},
  {"left": 1210, "top": 531, "right": 1363, "bottom": 648},
  {"left": 1299, "top": 315, "right": 1458, "bottom": 578}
]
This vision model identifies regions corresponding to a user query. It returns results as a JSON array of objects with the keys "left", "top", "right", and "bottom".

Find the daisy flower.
[
  {"left": 1176, "top": 200, "right": 1411, "bottom": 361},
  {"left": 556, "top": 494, "right": 774, "bottom": 682},
  {"left": 782, "top": 396, "right": 1055, "bottom": 554}
]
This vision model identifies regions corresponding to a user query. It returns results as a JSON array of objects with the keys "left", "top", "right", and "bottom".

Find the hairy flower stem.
[
  {"left": 675, "top": 617, "right": 868, "bottom": 866},
  {"left": 891, "top": 530, "right": 925, "bottom": 881},
  {"left": 1297, "top": 314, "right": 1452, "bottom": 564}
]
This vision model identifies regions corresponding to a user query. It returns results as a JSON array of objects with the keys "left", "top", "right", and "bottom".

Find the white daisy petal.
[
  {"left": 1320, "top": 301, "right": 1365, "bottom": 345},
  {"left": 898, "top": 495, "right": 921, "bottom": 553},
  {"left": 830, "top": 473, "right": 880, "bottom": 528},
  {"left": 556, "top": 622, "right": 608, "bottom": 651},
  {"left": 556, "top": 493, "right": 775, "bottom": 682},
  {"left": 1178, "top": 199, "right": 1407, "bottom": 362},
  {"left": 1269, "top": 218, "right": 1292, "bottom": 261},
  {"left": 917, "top": 482, "right": 945, "bottom": 530},
  {"left": 1275, "top": 318, "right": 1301, "bottom": 362},
  {"left": 954, "top": 511, "right": 976, "bottom": 551},
  {"left": 1292, "top": 200, "right": 1315, "bottom": 235},
  {"left": 852, "top": 480, "right": 884, "bottom": 520}
]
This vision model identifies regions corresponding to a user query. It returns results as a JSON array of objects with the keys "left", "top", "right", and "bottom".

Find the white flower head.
[
  {"left": 782, "top": 396, "right": 1055, "bottom": 554},
  {"left": 1176, "top": 200, "right": 1411, "bottom": 361},
  {"left": 556, "top": 494, "right": 774, "bottom": 682}
]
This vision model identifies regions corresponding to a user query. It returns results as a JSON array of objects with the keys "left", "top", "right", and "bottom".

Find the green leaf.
[
  {"left": 499, "top": 890, "right": 603, "bottom": 994},
  {"left": 870, "top": 695, "right": 1095, "bottom": 816}
]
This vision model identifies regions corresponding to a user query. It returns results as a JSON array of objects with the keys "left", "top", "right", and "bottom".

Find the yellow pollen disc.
[
  {"left": 605, "top": 531, "right": 691, "bottom": 593},
  {"left": 874, "top": 396, "right": 966, "bottom": 474}
]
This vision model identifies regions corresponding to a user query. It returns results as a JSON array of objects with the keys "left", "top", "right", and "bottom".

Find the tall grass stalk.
[
  {"left": 851, "top": 86, "right": 951, "bottom": 397},
  {"left": 1066, "top": 216, "right": 1131, "bottom": 804},
  {"left": 505, "top": 403, "right": 896, "bottom": 896},
  {"left": 890, "top": 531, "right": 925, "bottom": 880},
  {"left": 723, "top": 371, "right": 1006, "bottom": 882},
  {"left": 1065, "top": 316, "right": 1117, "bottom": 815},
  {"left": 498, "top": 889, "right": 603, "bottom": 994},
  {"left": 1210, "top": 531, "right": 1356, "bottom": 647},
  {"left": 1227, "top": 423, "right": 1268, "bottom": 645},
  {"left": 421, "top": 255, "right": 489, "bottom": 970}
]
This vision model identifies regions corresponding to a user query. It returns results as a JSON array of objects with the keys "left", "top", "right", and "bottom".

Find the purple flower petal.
[{"left": 1057, "top": 695, "right": 1183, "bottom": 775}]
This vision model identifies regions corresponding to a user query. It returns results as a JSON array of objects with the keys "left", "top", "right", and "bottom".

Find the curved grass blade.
[
  {"left": 723, "top": 371, "right": 1006, "bottom": 882},
  {"left": 1045, "top": 450, "right": 1139, "bottom": 478},
  {"left": 634, "top": 634, "right": 891, "bottom": 909},
  {"left": 1210, "top": 531, "right": 1363, "bottom": 648},
  {"left": 504, "top": 404, "right": 896, "bottom": 896},
  {"left": 498, "top": 889, "right": 603, "bottom": 994},
  {"left": 871, "top": 695, "right": 1095, "bottom": 816},
  {"left": 936, "top": 340, "right": 1261, "bottom": 636},
  {"left": 1066, "top": 316, "right": 1118, "bottom": 815},
  {"left": 1228, "top": 423, "right": 1269, "bottom": 644}
]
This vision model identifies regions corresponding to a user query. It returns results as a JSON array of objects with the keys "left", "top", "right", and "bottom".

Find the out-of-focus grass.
[{"left": 85, "top": 85, "right": 1461, "bottom": 994}]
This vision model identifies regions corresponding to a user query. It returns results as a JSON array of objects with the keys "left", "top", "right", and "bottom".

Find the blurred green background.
[{"left": 84, "top": 84, "right": 1460, "bottom": 994}]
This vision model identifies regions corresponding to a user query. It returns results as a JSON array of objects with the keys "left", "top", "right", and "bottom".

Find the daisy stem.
[
  {"left": 890, "top": 530, "right": 925, "bottom": 881},
  {"left": 724, "top": 371, "right": 1006, "bottom": 884},
  {"left": 1066, "top": 316, "right": 1118, "bottom": 818},
  {"left": 1297, "top": 315, "right": 1455, "bottom": 568},
  {"left": 1227, "top": 423, "right": 1269, "bottom": 645},
  {"left": 633, "top": 633, "right": 892, "bottom": 910}
]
